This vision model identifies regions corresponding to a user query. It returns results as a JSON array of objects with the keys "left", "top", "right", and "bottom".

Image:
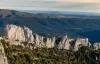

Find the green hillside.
[{"left": 0, "top": 9, "right": 100, "bottom": 43}]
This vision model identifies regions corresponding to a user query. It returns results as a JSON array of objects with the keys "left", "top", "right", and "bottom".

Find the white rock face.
[
  {"left": 5, "top": 25, "right": 26, "bottom": 41},
  {"left": 64, "top": 39, "right": 74, "bottom": 50},
  {"left": 32, "top": 34, "right": 55, "bottom": 48},
  {"left": 57, "top": 35, "right": 73, "bottom": 50},
  {"left": 5, "top": 24, "right": 90, "bottom": 51},
  {"left": 5, "top": 25, "right": 56, "bottom": 49},
  {"left": 33, "top": 34, "right": 44, "bottom": 48},
  {"left": 5, "top": 25, "right": 34, "bottom": 43},
  {"left": 0, "top": 41, "right": 8, "bottom": 64},
  {"left": 45, "top": 37, "right": 55, "bottom": 48},
  {"left": 93, "top": 43, "right": 100, "bottom": 50},
  {"left": 74, "top": 38, "right": 89, "bottom": 51},
  {"left": 24, "top": 26, "right": 34, "bottom": 43}
]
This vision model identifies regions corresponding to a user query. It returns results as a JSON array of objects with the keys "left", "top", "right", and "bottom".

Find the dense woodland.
[{"left": 1, "top": 39, "right": 100, "bottom": 64}]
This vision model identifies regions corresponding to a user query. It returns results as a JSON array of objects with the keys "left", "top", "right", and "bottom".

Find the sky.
[{"left": 0, "top": 0, "right": 100, "bottom": 13}]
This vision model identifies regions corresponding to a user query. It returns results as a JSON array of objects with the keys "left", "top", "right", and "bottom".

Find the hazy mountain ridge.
[{"left": 0, "top": 9, "right": 100, "bottom": 43}]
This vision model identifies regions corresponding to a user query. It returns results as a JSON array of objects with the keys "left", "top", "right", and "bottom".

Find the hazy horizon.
[
  {"left": 18, "top": 10, "right": 100, "bottom": 16},
  {"left": 0, "top": 0, "right": 100, "bottom": 13}
]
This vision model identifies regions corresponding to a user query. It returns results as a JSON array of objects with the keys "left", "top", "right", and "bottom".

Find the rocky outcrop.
[
  {"left": 5, "top": 24, "right": 90, "bottom": 51},
  {"left": 93, "top": 43, "right": 100, "bottom": 50},
  {"left": 33, "top": 34, "right": 55, "bottom": 48},
  {"left": 5, "top": 25, "right": 26, "bottom": 42},
  {"left": 0, "top": 39, "right": 8, "bottom": 64},
  {"left": 56, "top": 35, "right": 73, "bottom": 50},
  {"left": 24, "top": 26, "right": 34, "bottom": 43},
  {"left": 73, "top": 38, "right": 90, "bottom": 51}
]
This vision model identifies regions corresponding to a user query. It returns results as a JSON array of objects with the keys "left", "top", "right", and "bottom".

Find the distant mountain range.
[
  {"left": 19, "top": 10, "right": 100, "bottom": 16},
  {"left": 0, "top": 9, "right": 100, "bottom": 43}
]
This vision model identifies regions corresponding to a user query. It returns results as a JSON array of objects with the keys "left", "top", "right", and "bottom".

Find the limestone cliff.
[
  {"left": 5, "top": 24, "right": 90, "bottom": 51},
  {"left": 5, "top": 25, "right": 26, "bottom": 41},
  {"left": 74, "top": 38, "right": 89, "bottom": 51}
]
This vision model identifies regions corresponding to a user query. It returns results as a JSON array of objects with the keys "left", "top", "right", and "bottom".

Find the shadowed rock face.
[
  {"left": 0, "top": 41, "right": 8, "bottom": 64},
  {"left": 5, "top": 24, "right": 90, "bottom": 51},
  {"left": 94, "top": 43, "right": 100, "bottom": 50},
  {"left": 74, "top": 38, "right": 89, "bottom": 51}
]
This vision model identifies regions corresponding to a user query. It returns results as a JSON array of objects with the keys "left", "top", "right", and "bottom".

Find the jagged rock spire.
[{"left": 5, "top": 24, "right": 90, "bottom": 51}]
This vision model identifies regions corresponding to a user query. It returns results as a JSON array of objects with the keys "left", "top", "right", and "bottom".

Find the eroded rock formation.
[
  {"left": 5, "top": 24, "right": 90, "bottom": 51},
  {"left": 73, "top": 38, "right": 90, "bottom": 51},
  {"left": 5, "top": 25, "right": 26, "bottom": 41}
]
